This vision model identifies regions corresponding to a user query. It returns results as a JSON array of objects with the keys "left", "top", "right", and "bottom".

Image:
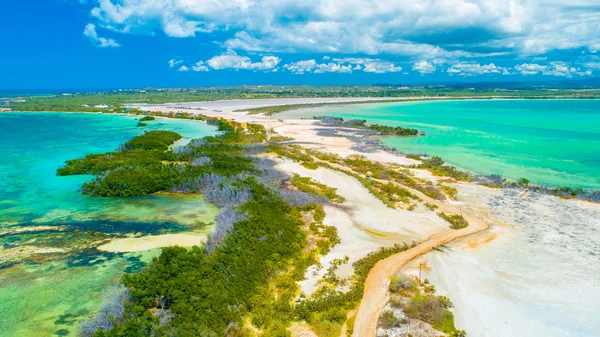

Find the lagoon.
[
  {"left": 278, "top": 99, "right": 600, "bottom": 189},
  {"left": 0, "top": 112, "right": 217, "bottom": 337}
]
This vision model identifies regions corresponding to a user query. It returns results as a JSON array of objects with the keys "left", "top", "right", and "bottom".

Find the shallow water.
[
  {"left": 278, "top": 99, "right": 600, "bottom": 189},
  {"left": 423, "top": 189, "right": 600, "bottom": 337},
  {"left": 0, "top": 112, "right": 218, "bottom": 336}
]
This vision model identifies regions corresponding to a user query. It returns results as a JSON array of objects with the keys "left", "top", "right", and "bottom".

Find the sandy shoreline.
[{"left": 98, "top": 233, "right": 208, "bottom": 253}]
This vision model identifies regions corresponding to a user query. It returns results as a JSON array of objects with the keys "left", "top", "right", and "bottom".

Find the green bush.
[
  {"left": 438, "top": 213, "right": 468, "bottom": 230},
  {"left": 403, "top": 293, "right": 457, "bottom": 334},
  {"left": 389, "top": 275, "right": 418, "bottom": 293},
  {"left": 290, "top": 174, "right": 345, "bottom": 203},
  {"left": 122, "top": 131, "right": 181, "bottom": 151},
  {"left": 379, "top": 311, "right": 401, "bottom": 328}
]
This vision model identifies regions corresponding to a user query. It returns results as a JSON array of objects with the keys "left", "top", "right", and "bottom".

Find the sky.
[{"left": 1, "top": 0, "right": 600, "bottom": 90}]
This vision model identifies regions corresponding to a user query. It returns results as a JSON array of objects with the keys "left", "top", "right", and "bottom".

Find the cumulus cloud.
[
  {"left": 192, "top": 61, "right": 209, "bottom": 72},
  {"left": 514, "top": 63, "right": 547, "bottom": 75},
  {"left": 412, "top": 61, "right": 436, "bottom": 74},
  {"left": 83, "top": 23, "right": 119, "bottom": 48},
  {"left": 283, "top": 60, "right": 352, "bottom": 74},
  {"left": 179, "top": 51, "right": 280, "bottom": 72},
  {"left": 334, "top": 58, "right": 403, "bottom": 73},
  {"left": 283, "top": 58, "right": 402, "bottom": 74},
  {"left": 283, "top": 60, "right": 317, "bottom": 74},
  {"left": 514, "top": 62, "right": 592, "bottom": 77},
  {"left": 447, "top": 62, "right": 510, "bottom": 76},
  {"left": 85, "top": 0, "right": 600, "bottom": 59},
  {"left": 168, "top": 59, "right": 183, "bottom": 68},
  {"left": 206, "top": 50, "right": 281, "bottom": 70},
  {"left": 584, "top": 62, "right": 600, "bottom": 70}
]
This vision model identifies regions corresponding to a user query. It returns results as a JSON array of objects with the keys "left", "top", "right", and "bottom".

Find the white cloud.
[
  {"left": 83, "top": 23, "right": 119, "bottom": 48},
  {"left": 584, "top": 62, "right": 600, "bottom": 70},
  {"left": 514, "top": 63, "right": 547, "bottom": 75},
  {"left": 314, "top": 63, "right": 353, "bottom": 74},
  {"left": 283, "top": 60, "right": 317, "bottom": 74},
  {"left": 447, "top": 62, "right": 510, "bottom": 76},
  {"left": 169, "top": 59, "right": 183, "bottom": 68},
  {"left": 333, "top": 58, "right": 403, "bottom": 73},
  {"left": 85, "top": 0, "right": 600, "bottom": 58},
  {"left": 206, "top": 50, "right": 281, "bottom": 70},
  {"left": 179, "top": 51, "right": 280, "bottom": 72},
  {"left": 283, "top": 60, "right": 353, "bottom": 74},
  {"left": 192, "top": 61, "right": 209, "bottom": 72},
  {"left": 412, "top": 61, "right": 435, "bottom": 74},
  {"left": 514, "top": 62, "right": 592, "bottom": 77},
  {"left": 283, "top": 57, "right": 401, "bottom": 74}
]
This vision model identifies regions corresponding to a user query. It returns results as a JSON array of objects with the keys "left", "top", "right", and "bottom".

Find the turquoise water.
[
  {"left": 280, "top": 100, "right": 600, "bottom": 188},
  {"left": 0, "top": 112, "right": 218, "bottom": 337}
]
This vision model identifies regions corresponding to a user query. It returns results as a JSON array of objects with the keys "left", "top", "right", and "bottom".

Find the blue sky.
[{"left": 1, "top": 0, "right": 600, "bottom": 90}]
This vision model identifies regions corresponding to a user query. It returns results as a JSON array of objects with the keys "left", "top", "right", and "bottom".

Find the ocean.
[
  {"left": 278, "top": 99, "right": 600, "bottom": 189},
  {"left": 0, "top": 112, "right": 217, "bottom": 337}
]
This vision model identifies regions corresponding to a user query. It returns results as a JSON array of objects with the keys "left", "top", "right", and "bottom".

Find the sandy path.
[{"left": 351, "top": 177, "right": 490, "bottom": 337}]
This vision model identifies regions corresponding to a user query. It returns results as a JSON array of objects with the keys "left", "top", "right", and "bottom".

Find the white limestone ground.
[
  {"left": 421, "top": 183, "right": 600, "bottom": 337},
  {"left": 274, "top": 157, "right": 449, "bottom": 296}
]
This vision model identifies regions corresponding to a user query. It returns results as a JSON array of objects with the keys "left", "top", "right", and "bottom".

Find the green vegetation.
[
  {"left": 379, "top": 310, "right": 402, "bottom": 328},
  {"left": 136, "top": 116, "right": 155, "bottom": 127},
  {"left": 301, "top": 161, "right": 319, "bottom": 170},
  {"left": 300, "top": 203, "right": 341, "bottom": 256},
  {"left": 406, "top": 153, "right": 423, "bottom": 161},
  {"left": 419, "top": 156, "right": 471, "bottom": 182},
  {"left": 74, "top": 117, "right": 351, "bottom": 337},
  {"left": 389, "top": 275, "right": 419, "bottom": 293},
  {"left": 517, "top": 177, "right": 530, "bottom": 187},
  {"left": 58, "top": 117, "right": 268, "bottom": 197},
  {"left": 295, "top": 243, "right": 415, "bottom": 337},
  {"left": 439, "top": 184, "right": 458, "bottom": 200},
  {"left": 271, "top": 145, "right": 443, "bottom": 207},
  {"left": 245, "top": 103, "right": 326, "bottom": 115},
  {"left": 269, "top": 135, "right": 294, "bottom": 142},
  {"left": 424, "top": 203, "right": 438, "bottom": 211},
  {"left": 290, "top": 174, "right": 345, "bottom": 203},
  {"left": 439, "top": 213, "right": 469, "bottom": 230},
  {"left": 334, "top": 155, "right": 444, "bottom": 201},
  {"left": 9, "top": 85, "right": 599, "bottom": 114},
  {"left": 98, "top": 178, "right": 307, "bottom": 336},
  {"left": 57, "top": 131, "right": 187, "bottom": 197},
  {"left": 123, "top": 131, "right": 180, "bottom": 151},
  {"left": 404, "top": 293, "right": 458, "bottom": 334},
  {"left": 386, "top": 275, "right": 465, "bottom": 337},
  {"left": 367, "top": 124, "right": 419, "bottom": 136},
  {"left": 311, "top": 116, "right": 420, "bottom": 136}
]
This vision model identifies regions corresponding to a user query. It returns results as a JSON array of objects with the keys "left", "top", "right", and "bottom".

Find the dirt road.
[{"left": 351, "top": 177, "right": 490, "bottom": 337}]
